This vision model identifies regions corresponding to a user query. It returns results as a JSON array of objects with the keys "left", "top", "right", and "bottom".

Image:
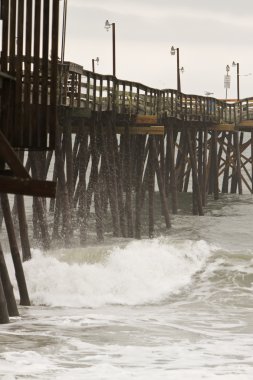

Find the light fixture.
[
  {"left": 170, "top": 46, "right": 176, "bottom": 55},
  {"left": 105, "top": 19, "right": 111, "bottom": 31},
  {"left": 180, "top": 66, "right": 184, "bottom": 74}
]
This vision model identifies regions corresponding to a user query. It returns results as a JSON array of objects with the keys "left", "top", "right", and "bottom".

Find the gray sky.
[{"left": 64, "top": 0, "right": 253, "bottom": 99}]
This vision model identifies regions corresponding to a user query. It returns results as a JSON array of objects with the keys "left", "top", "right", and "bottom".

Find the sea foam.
[{"left": 10, "top": 238, "right": 213, "bottom": 308}]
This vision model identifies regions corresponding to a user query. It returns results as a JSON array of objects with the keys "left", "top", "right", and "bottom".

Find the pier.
[{"left": 1, "top": 0, "right": 253, "bottom": 322}]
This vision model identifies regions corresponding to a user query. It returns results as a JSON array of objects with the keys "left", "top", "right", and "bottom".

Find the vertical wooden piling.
[
  {"left": 186, "top": 129, "right": 204, "bottom": 216},
  {"left": 124, "top": 123, "right": 134, "bottom": 237},
  {"left": 16, "top": 195, "right": 32, "bottom": 261},
  {"left": 0, "top": 242, "right": 19, "bottom": 317},
  {"left": 0, "top": 274, "right": 9, "bottom": 324},
  {"left": 134, "top": 135, "right": 146, "bottom": 239},
  {"left": 1, "top": 194, "right": 30, "bottom": 306},
  {"left": 153, "top": 138, "right": 171, "bottom": 228},
  {"left": 202, "top": 127, "right": 208, "bottom": 205},
  {"left": 235, "top": 132, "right": 243, "bottom": 194},
  {"left": 167, "top": 124, "right": 178, "bottom": 214},
  {"left": 212, "top": 130, "right": 219, "bottom": 200},
  {"left": 78, "top": 128, "right": 89, "bottom": 244},
  {"left": 100, "top": 115, "right": 120, "bottom": 237},
  {"left": 148, "top": 136, "right": 155, "bottom": 238},
  {"left": 222, "top": 132, "right": 232, "bottom": 193}
]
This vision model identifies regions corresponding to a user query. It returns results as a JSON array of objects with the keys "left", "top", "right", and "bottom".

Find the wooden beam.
[
  {"left": 116, "top": 126, "right": 164, "bottom": 135},
  {"left": 135, "top": 115, "right": 158, "bottom": 125},
  {"left": 237, "top": 120, "right": 253, "bottom": 129},
  {"left": 207, "top": 124, "right": 236, "bottom": 132},
  {"left": 0, "top": 176, "right": 56, "bottom": 198}
]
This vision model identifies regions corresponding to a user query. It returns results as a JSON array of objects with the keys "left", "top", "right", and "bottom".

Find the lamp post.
[
  {"left": 105, "top": 19, "right": 116, "bottom": 76},
  {"left": 225, "top": 64, "right": 230, "bottom": 99},
  {"left": 232, "top": 61, "right": 240, "bottom": 100},
  {"left": 92, "top": 57, "right": 99, "bottom": 73},
  {"left": 61, "top": 0, "right": 68, "bottom": 64},
  {"left": 170, "top": 46, "right": 184, "bottom": 92}
]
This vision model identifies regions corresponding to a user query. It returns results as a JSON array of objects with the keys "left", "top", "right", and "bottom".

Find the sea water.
[{"left": 0, "top": 194, "right": 253, "bottom": 379}]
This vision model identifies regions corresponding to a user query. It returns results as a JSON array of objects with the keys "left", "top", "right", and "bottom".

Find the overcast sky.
[{"left": 63, "top": 0, "right": 253, "bottom": 99}]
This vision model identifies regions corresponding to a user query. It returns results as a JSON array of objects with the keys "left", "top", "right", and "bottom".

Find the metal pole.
[
  {"left": 237, "top": 63, "right": 240, "bottom": 100},
  {"left": 92, "top": 59, "right": 95, "bottom": 73},
  {"left": 61, "top": 0, "right": 68, "bottom": 64},
  {"left": 177, "top": 48, "right": 181, "bottom": 92},
  {"left": 112, "top": 23, "right": 116, "bottom": 76}
]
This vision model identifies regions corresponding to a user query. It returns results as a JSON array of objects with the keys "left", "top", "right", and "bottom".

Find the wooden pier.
[
  {"left": 0, "top": 0, "right": 59, "bottom": 323},
  {"left": 1, "top": 0, "right": 253, "bottom": 323}
]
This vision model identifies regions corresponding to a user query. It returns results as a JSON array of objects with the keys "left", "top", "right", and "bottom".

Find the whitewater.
[{"left": 0, "top": 194, "right": 253, "bottom": 379}]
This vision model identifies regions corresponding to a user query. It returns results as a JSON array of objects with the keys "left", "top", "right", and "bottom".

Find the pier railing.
[{"left": 60, "top": 62, "right": 253, "bottom": 125}]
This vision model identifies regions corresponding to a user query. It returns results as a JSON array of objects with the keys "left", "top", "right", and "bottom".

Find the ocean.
[{"left": 0, "top": 193, "right": 253, "bottom": 379}]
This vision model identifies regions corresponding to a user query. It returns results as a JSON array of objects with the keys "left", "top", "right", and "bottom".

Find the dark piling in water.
[{"left": 0, "top": 194, "right": 30, "bottom": 306}]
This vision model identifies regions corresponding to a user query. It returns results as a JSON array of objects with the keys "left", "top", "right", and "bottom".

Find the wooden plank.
[
  {"left": 1, "top": 0, "right": 9, "bottom": 72},
  {"left": 24, "top": 0, "right": 33, "bottom": 146},
  {"left": 237, "top": 120, "right": 253, "bottom": 128},
  {"left": 207, "top": 124, "right": 236, "bottom": 132},
  {"left": 9, "top": 0, "right": 17, "bottom": 74},
  {"left": 32, "top": 0, "right": 41, "bottom": 147},
  {"left": 0, "top": 176, "right": 56, "bottom": 198},
  {"left": 49, "top": 0, "right": 59, "bottom": 148},
  {"left": 15, "top": 0, "right": 24, "bottom": 147},
  {"left": 116, "top": 126, "right": 164, "bottom": 135},
  {"left": 135, "top": 115, "right": 158, "bottom": 125},
  {"left": 41, "top": 0, "right": 50, "bottom": 148}
]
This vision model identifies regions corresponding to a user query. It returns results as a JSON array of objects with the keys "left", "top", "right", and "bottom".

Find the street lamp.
[
  {"left": 92, "top": 57, "right": 99, "bottom": 73},
  {"left": 232, "top": 61, "right": 240, "bottom": 100},
  {"left": 105, "top": 19, "right": 116, "bottom": 76},
  {"left": 170, "top": 46, "right": 183, "bottom": 92},
  {"left": 225, "top": 64, "right": 230, "bottom": 99}
]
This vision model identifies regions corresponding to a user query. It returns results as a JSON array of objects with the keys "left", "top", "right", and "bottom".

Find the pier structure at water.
[{"left": 1, "top": 0, "right": 253, "bottom": 322}]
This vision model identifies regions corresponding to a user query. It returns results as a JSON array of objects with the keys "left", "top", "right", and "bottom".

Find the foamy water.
[
  {"left": 17, "top": 239, "right": 211, "bottom": 308},
  {"left": 1, "top": 195, "right": 253, "bottom": 379}
]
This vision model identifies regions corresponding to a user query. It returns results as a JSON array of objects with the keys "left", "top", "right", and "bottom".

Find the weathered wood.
[
  {"left": 78, "top": 129, "right": 89, "bottom": 244},
  {"left": 235, "top": 132, "right": 243, "bottom": 194},
  {"left": 202, "top": 127, "right": 208, "bottom": 205},
  {"left": 1, "top": 194, "right": 30, "bottom": 306},
  {"left": 123, "top": 123, "right": 134, "bottom": 237},
  {"left": 212, "top": 130, "right": 219, "bottom": 200},
  {"left": 0, "top": 176, "right": 56, "bottom": 198},
  {"left": 16, "top": 195, "right": 32, "bottom": 262},
  {"left": 222, "top": 133, "right": 232, "bottom": 193},
  {"left": 54, "top": 125, "right": 73, "bottom": 244},
  {"left": 29, "top": 156, "right": 51, "bottom": 249},
  {"left": 167, "top": 125, "right": 178, "bottom": 214},
  {"left": 0, "top": 242, "right": 19, "bottom": 317},
  {"left": 186, "top": 129, "right": 204, "bottom": 216},
  {"left": 0, "top": 274, "right": 9, "bottom": 324},
  {"left": 116, "top": 126, "right": 164, "bottom": 135},
  {"left": 148, "top": 136, "right": 155, "bottom": 238},
  {"left": 135, "top": 115, "right": 158, "bottom": 125},
  {"left": 134, "top": 135, "right": 146, "bottom": 239},
  {"left": 153, "top": 138, "right": 171, "bottom": 228},
  {"left": 100, "top": 116, "right": 120, "bottom": 237},
  {"left": 90, "top": 119, "right": 104, "bottom": 241}
]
